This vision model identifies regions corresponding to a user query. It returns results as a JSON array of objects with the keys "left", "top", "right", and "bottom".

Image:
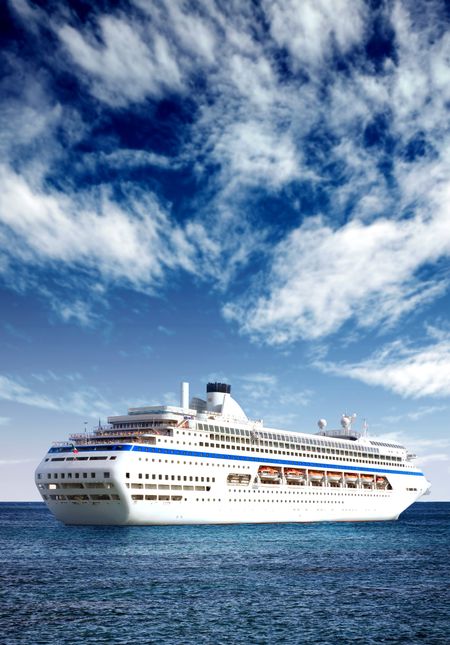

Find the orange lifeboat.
[
  {"left": 344, "top": 473, "right": 358, "bottom": 482},
  {"left": 258, "top": 466, "right": 280, "bottom": 481},
  {"left": 327, "top": 472, "right": 342, "bottom": 482},
  {"left": 285, "top": 468, "right": 305, "bottom": 481},
  {"left": 361, "top": 474, "right": 374, "bottom": 486},
  {"left": 308, "top": 470, "right": 324, "bottom": 481}
]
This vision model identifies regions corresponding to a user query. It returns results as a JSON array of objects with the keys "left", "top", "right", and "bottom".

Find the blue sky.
[{"left": 1, "top": 0, "right": 450, "bottom": 501}]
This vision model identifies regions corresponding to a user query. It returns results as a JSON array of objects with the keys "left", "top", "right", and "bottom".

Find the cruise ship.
[{"left": 35, "top": 381, "right": 430, "bottom": 525}]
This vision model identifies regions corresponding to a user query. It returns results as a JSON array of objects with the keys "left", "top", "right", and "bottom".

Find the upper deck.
[{"left": 55, "top": 381, "right": 409, "bottom": 473}]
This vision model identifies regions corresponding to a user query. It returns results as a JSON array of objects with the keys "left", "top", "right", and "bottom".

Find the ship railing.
[
  {"left": 64, "top": 436, "right": 157, "bottom": 446},
  {"left": 316, "top": 429, "right": 362, "bottom": 440},
  {"left": 69, "top": 428, "right": 172, "bottom": 441}
]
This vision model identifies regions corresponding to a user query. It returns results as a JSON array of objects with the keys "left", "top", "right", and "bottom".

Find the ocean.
[{"left": 1, "top": 502, "right": 449, "bottom": 645}]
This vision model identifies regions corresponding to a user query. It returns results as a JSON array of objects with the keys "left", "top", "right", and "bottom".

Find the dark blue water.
[{"left": 1, "top": 503, "right": 449, "bottom": 645}]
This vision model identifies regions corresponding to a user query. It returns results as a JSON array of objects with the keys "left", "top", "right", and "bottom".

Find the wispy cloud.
[
  {"left": 224, "top": 212, "right": 450, "bottom": 343},
  {"left": 264, "top": 0, "right": 367, "bottom": 72},
  {"left": 0, "top": 164, "right": 198, "bottom": 285},
  {"left": 317, "top": 330, "right": 450, "bottom": 398},
  {"left": 3, "top": 0, "right": 450, "bottom": 355},
  {"left": 0, "top": 458, "right": 36, "bottom": 466},
  {"left": 58, "top": 16, "right": 184, "bottom": 107},
  {"left": 3, "top": 323, "right": 31, "bottom": 343},
  {"left": 382, "top": 406, "right": 447, "bottom": 424},
  {"left": 157, "top": 325, "right": 175, "bottom": 337},
  {"left": 0, "top": 373, "right": 112, "bottom": 418},
  {"left": 0, "top": 374, "right": 59, "bottom": 411}
]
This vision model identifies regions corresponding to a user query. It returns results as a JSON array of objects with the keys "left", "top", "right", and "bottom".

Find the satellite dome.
[
  {"left": 317, "top": 418, "right": 327, "bottom": 430},
  {"left": 341, "top": 413, "right": 357, "bottom": 430}
]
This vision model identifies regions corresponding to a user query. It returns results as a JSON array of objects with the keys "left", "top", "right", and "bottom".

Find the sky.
[{"left": 1, "top": 0, "right": 450, "bottom": 501}]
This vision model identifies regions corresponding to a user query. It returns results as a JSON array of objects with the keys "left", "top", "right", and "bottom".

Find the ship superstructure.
[{"left": 35, "top": 382, "right": 430, "bottom": 525}]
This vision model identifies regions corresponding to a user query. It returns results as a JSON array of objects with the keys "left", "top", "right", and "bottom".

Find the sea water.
[{"left": 1, "top": 502, "right": 449, "bottom": 644}]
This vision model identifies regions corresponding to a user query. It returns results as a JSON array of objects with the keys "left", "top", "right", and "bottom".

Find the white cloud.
[
  {"left": 58, "top": 16, "right": 183, "bottom": 106},
  {"left": 0, "top": 164, "right": 198, "bottom": 290},
  {"left": 0, "top": 375, "right": 59, "bottom": 410},
  {"left": 224, "top": 207, "right": 450, "bottom": 343},
  {"left": 53, "top": 299, "right": 99, "bottom": 328},
  {"left": 317, "top": 333, "right": 450, "bottom": 398},
  {"left": 211, "top": 121, "right": 301, "bottom": 190},
  {"left": 80, "top": 149, "right": 177, "bottom": 173},
  {"left": 157, "top": 325, "right": 175, "bottom": 337},
  {"left": 416, "top": 453, "right": 450, "bottom": 465},
  {"left": 263, "top": 0, "right": 367, "bottom": 72},
  {"left": 0, "top": 373, "right": 113, "bottom": 418},
  {"left": 382, "top": 405, "right": 447, "bottom": 424},
  {"left": 0, "top": 458, "right": 35, "bottom": 466},
  {"left": 239, "top": 373, "right": 278, "bottom": 386}
]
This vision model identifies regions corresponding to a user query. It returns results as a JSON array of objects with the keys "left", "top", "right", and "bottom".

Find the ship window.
[
  {"left": 126, "top": 473, "right": 130, "bottom": 478},
  {"left": 91, "top": 473, "right": 95, "bottom": 478},
  {"left": 104, "top": 472, "right": 110, "bottom": 478}
]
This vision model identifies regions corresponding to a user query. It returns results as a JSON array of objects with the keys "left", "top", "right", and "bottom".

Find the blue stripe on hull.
[{"left": 49, "top": 443, "right": 424, "bottom": 477}]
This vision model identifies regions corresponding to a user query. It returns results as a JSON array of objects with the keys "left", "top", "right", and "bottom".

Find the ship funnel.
[
  {"left": 181, "top": 382, "right": 189, "bottom": 410},
  {"left": 206, "top": 382, "right": 230, "bottom": 412},
  {"left": 205, "top": 382, "right": 247, "bottom": 420}
]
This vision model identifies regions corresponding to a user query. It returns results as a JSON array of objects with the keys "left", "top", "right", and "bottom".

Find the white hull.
[{"left": 37, "top": 446, "right": 428, "bottom": 526}]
